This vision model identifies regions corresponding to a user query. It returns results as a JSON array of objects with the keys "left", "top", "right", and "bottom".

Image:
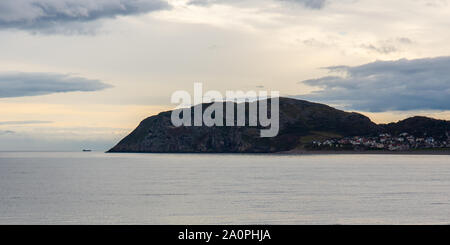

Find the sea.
[{"left": 0, "top": 152, "right": 449, "bottom": 224}]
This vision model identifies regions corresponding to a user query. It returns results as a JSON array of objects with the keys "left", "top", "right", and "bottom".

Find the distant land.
[{"left": 108, "top": 98, "right": 450, "bottom": 154}]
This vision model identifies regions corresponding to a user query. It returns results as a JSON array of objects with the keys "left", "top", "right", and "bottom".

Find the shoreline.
[
  {"left": 106, "top": 149, "right": 450, "bottom": 155},
  {"left": 278, "top": 149, "right": 450, "bottom": 155}
]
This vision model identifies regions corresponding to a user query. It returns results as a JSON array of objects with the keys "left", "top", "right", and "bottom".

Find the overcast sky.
[{"left": 1, "top": 0, "right": 449, "bottom": 151}]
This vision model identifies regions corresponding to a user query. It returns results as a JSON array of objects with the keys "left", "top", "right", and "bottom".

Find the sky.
[{"left": 0, "top": 0, "right": 450, "bottom": 151}]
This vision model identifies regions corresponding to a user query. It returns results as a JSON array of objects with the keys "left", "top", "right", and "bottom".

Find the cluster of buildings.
[{"left": 310, "top": 132, "right": 450, "bottom": 151}]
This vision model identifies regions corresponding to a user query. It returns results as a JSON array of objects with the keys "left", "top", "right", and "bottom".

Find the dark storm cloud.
[
  {"left": 0, "top": 72, "right": 112, "bottom": 98},
  {"left": 296, "top": 56, "right": 450, "bottom": 112},
  {"left": 0, "top": 0, "right": 170, "bottom": 33}
]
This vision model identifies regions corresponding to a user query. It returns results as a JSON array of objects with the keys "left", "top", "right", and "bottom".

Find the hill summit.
[{"left": 108, "top": 98, "right": 449, "bottom": 153}]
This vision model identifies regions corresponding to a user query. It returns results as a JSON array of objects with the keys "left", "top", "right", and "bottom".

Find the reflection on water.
[{"left": 0, "top": 152, "right": 449, "bottom": 224}]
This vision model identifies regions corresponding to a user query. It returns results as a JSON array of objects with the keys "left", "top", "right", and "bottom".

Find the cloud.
[
  {"left": 297, "top": 56, "right": 450, "bottom": 112},
  {"left": 360, "top": 44, "right": 398, "bottom": 54},
  {"left": 0, "top": 0, "right": 170, "bottom": 34},
  {"left": 187, "top": 0, "right": 250, "bottom": 7},
  {"left": 0, "top": 72, "right": 112, "bottom": 98},
  {"left": 278, "top": 0, "right": 327, "bottom": 9},
  {"left": 397, "top": 37, "right": 413, "bottom": 44},
  {"left": 0, "top": 120, "right": 52, "bottom": 125},
  {"left": 301, "top": 38, "right": 329, "bottom": 48},
  {"left": 188, "top": 0, "right": 327, "bottom": 9},
  {"left": 360, "top": 37, "right": 413, "bottom": 54},
  {"left": 424, "top": 0, "right": 449, "bottom": 7},
  {"left": 187, "top": 0, "right": 215, "bottom": 6}
]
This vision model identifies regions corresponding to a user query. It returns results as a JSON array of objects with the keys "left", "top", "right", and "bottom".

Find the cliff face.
[{"left": 108, "top": 98, "right": 381, "bottom": 153}]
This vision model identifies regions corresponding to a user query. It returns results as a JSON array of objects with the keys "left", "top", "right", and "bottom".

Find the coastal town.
[{"left": 308, "top": 132, "right": 450, "bottom": 151}]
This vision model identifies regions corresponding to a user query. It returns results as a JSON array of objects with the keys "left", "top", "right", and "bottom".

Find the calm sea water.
[{"left": 0, "top": 152, "right": 449, "bottom": 224}]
